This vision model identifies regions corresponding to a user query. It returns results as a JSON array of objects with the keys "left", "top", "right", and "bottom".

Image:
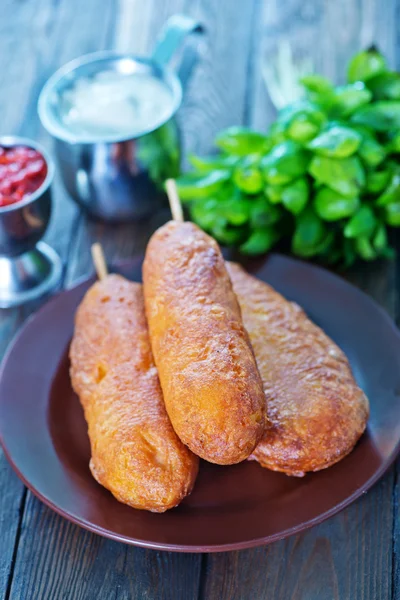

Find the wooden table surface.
[{"left": 1, "top": 1, "right": 400, "bottom": 598}]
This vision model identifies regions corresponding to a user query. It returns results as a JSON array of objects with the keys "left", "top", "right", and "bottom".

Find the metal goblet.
[{"left": 0, "top": 136, "right": 62, "bottom": 308}]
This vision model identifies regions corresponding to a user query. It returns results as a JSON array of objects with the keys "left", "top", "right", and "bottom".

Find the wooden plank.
[
  {"left": 9, "top": 493, "right": 201, "bottom": 600},
  {"left": 393, "top": 235, "right": 400, "bottom": 599},
  {"left": 0, "top": 0, "right": 82, "bottom": 596},
  {"left": 0, "top": 450, "right": 26, "bottom": 600},
  {"left": 202, "top": 473, "right": 393, "bottom": 600},
  {"left": 199, "top": 1, "right": 398, "bottom": 599},
  {"left": 391, "top": 3, "right": 400, "bottom": 592}
]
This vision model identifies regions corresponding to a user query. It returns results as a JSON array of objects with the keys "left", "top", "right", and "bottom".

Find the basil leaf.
[
  {"left": 191, "top": 198, "right": 220, "bottom": 230},
  {"left": 300, "top": 74, "right": 335, "bottom": 109},
  {"left": 352, "top": 124, "right": 375, "bottom": 138},
  {"left": 309, "top": 155, "right": 365, "bottom": 197},
  {"left": 347, "top": 49, "right": 387, "bottom": 83},
  {"left": 373, "top": 223, "right": 388, "bottom": 251},
  {"left": 343, "top": 239, "right": 357, "bottom": 268},
  {"left": 333, "top": 83, "right": 372, "bottom": 116},
  {"left": 384, "top": 202, "right": 400, "bottom": 226},
  {"left": 387, "top": 132, "right": 400, "bottom": 153},
  {"left": 268, "top": 122, "right": 287, "bottom": 147},
  {"left": 212, "top": 218, "right": 247, "bottom": 245},
  {"left": 376, "top": 173, "right": 400, "bottom": 206},
  {"left": 358, "top": 136, "right": 386, "bottom": 167},
  {"left": 344, "top": 205, "right": 377, "bottom": 238},
  {"left": 307, "top": 125, "right": 361, "bottom": 158},
  {"left": 286, "top": 116, "right": 320, "bottom": 143},
  {"left": 277, "top": 102, "right": 325, "bottom": 142},
  {"left": 314, "top": 187, "right": 360, "bottom": 221},
  {"left": 261, "top": 141, "right": 310, "bottom": 185},
  {"left": 300, "top": 74, "right": 334, "bottom": 95},
  {"left": 281, "top": 178, "right": 309, "bottom": 215},
  {"left": 219, "top": 197, "right": 250, "bottom": 226},
  {"left": 215, "top": 127, "right": 271, "bottom": 156},
  {"left": 292, "top": 208, "right": 326, "bottom": 257},
  {"left": 313, "top": 230, "right": 336, "bottom": 256},
  {"left": 188, "top": 153, "right": 239, "bottom": 172},
  {"left": 233, "top": 155, "right": 264, "bottom": 194},
  {"left": 366, "top": 169, "right": 391, "bottom": 193},
  {"left": 277, "top": 101, "right": 326, "bottom": 129},
  {"left": 367, "top": 72, "right": 400, "bottom": 100},
  {"left": 250, "top": 198, "right": 281, "bottom": 228},
  {"left": 318, "top": 236, "right": 342, "bottom": 265},
  {"left": 138, "top": 122, "right": 180, "bottom": 187},
  {"left": 355, "top": 236, "right": 377, "bottom": 260},
  {"left": 176, "top": 170, "right": 230, "bottom": 201},
  {"left": 264, "top": 183, "right": 284, "bottom": 203},
  {"left": 263, "top": 168, "right": 294, "bottom": 186},
  {"left": 351, "top": 101, "right": 400, "bottom": 131},
  {"left": 240, "top": 227, "right": 280, "bottom": 255}
]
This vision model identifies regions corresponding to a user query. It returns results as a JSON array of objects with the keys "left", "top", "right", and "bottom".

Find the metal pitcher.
[{"left": 38, "top": 15, "right": 204, "bottom": 222}]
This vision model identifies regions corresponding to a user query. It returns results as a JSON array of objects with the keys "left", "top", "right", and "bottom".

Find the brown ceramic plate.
[{"left": 1, "top": 254, "right": 400, "bottom": 552}]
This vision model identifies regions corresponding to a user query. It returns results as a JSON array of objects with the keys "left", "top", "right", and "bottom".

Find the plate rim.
[{"left": 1, "top": 252, "right": 400, "bottom": 553}]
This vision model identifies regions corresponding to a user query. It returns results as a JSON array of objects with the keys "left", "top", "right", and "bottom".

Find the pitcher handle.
[{"left": 152, "top": 14, "right": 204, "bottom": 68}]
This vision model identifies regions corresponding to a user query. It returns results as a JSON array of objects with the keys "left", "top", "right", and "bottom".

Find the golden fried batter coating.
[
  {"left": 227, "top": 262, "right": 369, "bottom": 477},
  {"left": 143, "top": 221, "right": 265, "bottom": 465},
  {"left": 70, "top": 275, "right": 199, "bottom": 512}
]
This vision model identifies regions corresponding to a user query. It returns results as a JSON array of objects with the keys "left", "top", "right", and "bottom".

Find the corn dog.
[
  {"left": 142, "top": 221, "right": 266, "bottom": 465},
  {"left": 227, "top": 262, "right": 369, "bottom": 477},
  {"left": 70, "top": 274, "right": 199, "bottom": 512}
]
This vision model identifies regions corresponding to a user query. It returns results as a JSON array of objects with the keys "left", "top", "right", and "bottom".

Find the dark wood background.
[{"left": 1, "top": 1, "right": 399, "bottom": 598}]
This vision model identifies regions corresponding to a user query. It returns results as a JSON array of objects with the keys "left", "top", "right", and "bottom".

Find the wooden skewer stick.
[
  {"left": 91, "top": 243, "right": 109, "bottom": 281},
  {"left": 165, "top": 179, "right": 184, "bottom": 222},
  {"left": 91, "top": 180, "right": 182, "bottom": 281}
]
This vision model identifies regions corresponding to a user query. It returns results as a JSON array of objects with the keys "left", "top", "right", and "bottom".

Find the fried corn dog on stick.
[
  {"left": 227, "top": 262, "right": 369, "bottom": 477},
  {"left": 143, "top": 221, "right": 266, "bottom": 465},
  {"left": 70, "top": 274, "right": 199, "bottom": 512}
]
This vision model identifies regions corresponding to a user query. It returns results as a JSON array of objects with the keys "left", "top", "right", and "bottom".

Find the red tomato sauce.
[{"left": 0, "top": 145, "right": 48, "bottom": 208}]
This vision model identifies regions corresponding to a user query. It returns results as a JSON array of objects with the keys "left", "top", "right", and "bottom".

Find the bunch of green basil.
[{"left": 176, "top": 48, "right": 400, "bottom": 266}]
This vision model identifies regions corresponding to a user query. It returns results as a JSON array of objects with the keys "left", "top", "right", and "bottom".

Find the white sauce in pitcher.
[{"left": 58, "top": 70, "right": 175, "bottom": 140}]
